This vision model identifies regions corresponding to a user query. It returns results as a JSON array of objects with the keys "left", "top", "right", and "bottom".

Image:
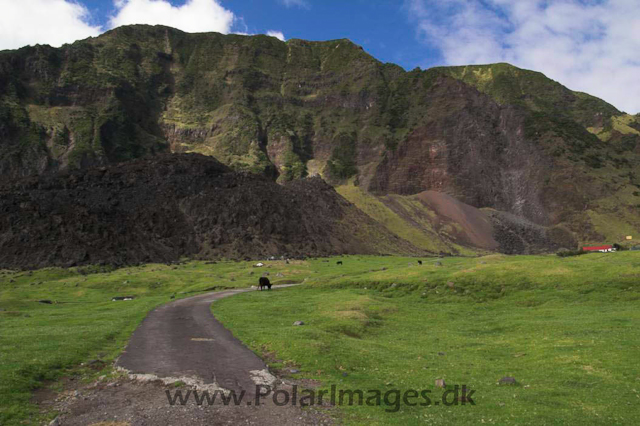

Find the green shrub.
[{"left": 556, "top": 249, "right": 588, "bottom": 257}]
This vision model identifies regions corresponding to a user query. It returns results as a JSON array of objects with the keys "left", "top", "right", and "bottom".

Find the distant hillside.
[{"left": 1, "top": 25, "right": 638, "bottom": 247}]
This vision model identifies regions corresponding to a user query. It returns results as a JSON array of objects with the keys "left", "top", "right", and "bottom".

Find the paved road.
[{"left": 117, "top": 285, "right": 296, "bottom": 395}]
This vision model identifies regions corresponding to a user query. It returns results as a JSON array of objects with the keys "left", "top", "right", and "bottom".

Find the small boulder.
[
  {"left": 293, "top": 321, "right": 305, "bottom": 326},
  {"left": 499, "top": 376, "right": 517, "bottom": 385},
  {"left": 447, "top": 281, "right": 455, "bottom": 289}
]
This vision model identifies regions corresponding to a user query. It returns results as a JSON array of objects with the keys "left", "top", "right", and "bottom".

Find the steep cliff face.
[
  {"left": 1, "top": 25, "right": 638, "bottom": 245},
  {"left": 367, "top": 76, "right": 552, "bottom": 224},
  {"left": 0, "top": 37, "right": 170, "bottom": 178}
]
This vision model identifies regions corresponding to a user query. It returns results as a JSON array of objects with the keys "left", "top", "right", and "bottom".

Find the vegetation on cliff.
[{"left": 1, "top": 25, "right": 638, "bottom": 245}]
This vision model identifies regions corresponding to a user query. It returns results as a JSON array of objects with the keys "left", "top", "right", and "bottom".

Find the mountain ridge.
[{"left": 1, "top": 24, "right": 638, "bottom": 248}]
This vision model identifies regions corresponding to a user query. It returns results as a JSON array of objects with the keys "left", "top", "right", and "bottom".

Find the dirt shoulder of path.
[{"left": 37, "top": 374, "right": 334, "bottom": 426}]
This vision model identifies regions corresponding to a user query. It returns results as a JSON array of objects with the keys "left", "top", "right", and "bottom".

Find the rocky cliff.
[{"left": 1, "top": 25, "right": 638, "bottom": 246}]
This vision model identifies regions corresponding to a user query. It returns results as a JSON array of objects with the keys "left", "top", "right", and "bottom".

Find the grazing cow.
[
  {"left": 418, "top": 260, "right": 422, "bottom": 265},
  {"left": 258, "top": 277, "right": 272, "bottom": 291},
  {"left": 336, "top": 261, "right": 343, "bottom": 265}
]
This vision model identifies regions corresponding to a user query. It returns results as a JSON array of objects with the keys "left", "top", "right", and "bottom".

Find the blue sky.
[{"left": 1, "top": 0, "right": 639, "bottom": 113}]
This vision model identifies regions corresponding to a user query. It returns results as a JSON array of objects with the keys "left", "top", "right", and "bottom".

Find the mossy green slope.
[
  {"left": 436, "top": 63, "right": 620, "bottom": 126},
  {"left": 336, "top": 185, "right": 484, "bottom": 255}
]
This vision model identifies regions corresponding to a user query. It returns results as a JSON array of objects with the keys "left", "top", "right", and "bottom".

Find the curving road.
[{"left": 116, "top": 285, "right": 296, "bottom": 394}]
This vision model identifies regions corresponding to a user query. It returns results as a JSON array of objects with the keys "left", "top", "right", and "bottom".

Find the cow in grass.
[{"left": 258, "top": 277, "right": 272, "bottom": 291}]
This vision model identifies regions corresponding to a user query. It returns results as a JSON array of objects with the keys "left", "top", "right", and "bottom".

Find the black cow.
[
  {"left": 258, "top": 277, "right": 272, "bottom": 291},
  {"left": 336, "top": 261, "right": 343, "bottom": 265},
  {"left": 418, "top": 260, "right": 423, "bottom": 265}
]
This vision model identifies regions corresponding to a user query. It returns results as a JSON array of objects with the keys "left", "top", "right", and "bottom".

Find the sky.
[{"left": 0, "top": 0, "right": 638, "bottom": 113}]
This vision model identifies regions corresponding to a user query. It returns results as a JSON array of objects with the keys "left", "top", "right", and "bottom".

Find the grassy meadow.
[
  {"left": 0, "top": 253, "right": 639, "bottom": 424},
  {"left": 214, "top": 253, "right": 640, "bottom": 424}
]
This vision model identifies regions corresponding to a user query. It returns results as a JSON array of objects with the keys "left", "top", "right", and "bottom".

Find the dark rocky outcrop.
[
  {"left": 487, "top": 210, "right": 577, "bottom": 254},
  {"left": 0, "top": 153, "right": 422, "bottom": 269}
]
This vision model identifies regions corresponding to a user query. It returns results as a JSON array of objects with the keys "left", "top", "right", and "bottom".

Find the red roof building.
[{"left": 582, "top": 245, "right": 614, "bottom": 252}]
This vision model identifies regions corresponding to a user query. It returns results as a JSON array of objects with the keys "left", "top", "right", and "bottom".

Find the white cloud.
[
  {"left": 278, "top": 0, "right": 310, "bottom": 9},
  {"left": 0, "top": 0, "right": 101, "bottom": 50},
  {"left": 406, "top": 0, "right": 640, "bottom": 113},
  {"left": 0, "top": 0, "right": 283, "bottom": 52},
  {"left": 110, "top": 0, "right": 236, "bottom": 34},
  {"left": 266, "top": 30, "right": 286, "bottom": 41}
]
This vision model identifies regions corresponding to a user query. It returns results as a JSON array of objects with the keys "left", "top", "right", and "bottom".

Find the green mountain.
[{"left": 1, "top": 25, "right": 638, "bottom": 250}]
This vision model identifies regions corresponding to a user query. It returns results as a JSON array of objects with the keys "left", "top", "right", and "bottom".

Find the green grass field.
[
  {"left": 214, "top": 253, "right": 640, "bottom": 424},
  {"left": 1, "top": 253, "right": 639, "bottom": 424}
]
